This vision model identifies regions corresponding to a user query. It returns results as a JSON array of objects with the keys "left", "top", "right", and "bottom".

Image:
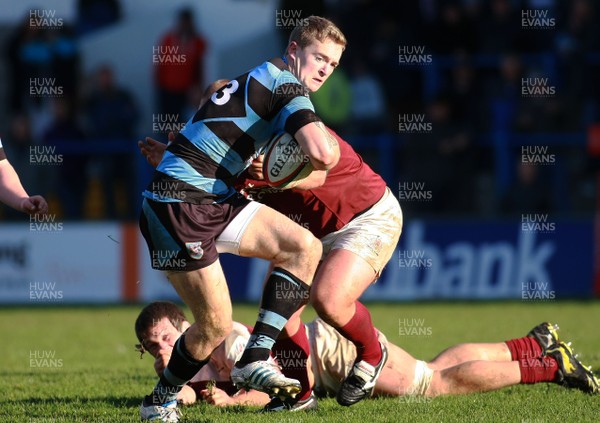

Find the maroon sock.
[
  {"left": 505, "top": 336, "right": 543, "bottom": 361},
  {"left": 336, "top": 301, "right": 382, "bottom": 366},
  {"left": 518, "top": 356, "right": 560, "bottom": 384},
  {"left": 272, "top": 327, "right": 312, "bottom": 401}
]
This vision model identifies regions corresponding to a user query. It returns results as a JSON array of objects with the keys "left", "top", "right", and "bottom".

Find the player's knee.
[
  {"left": 311, "top": 291, "right": 341, "bottom": 323},
  {"left": 296, "top": 228, "right": 321, "bottom": 258},
  {"left": 305, "top": 231, "right": 322, "bottom": 262},
  {"left": 281, "top": 228, "right": 321, "bottom": 265}
]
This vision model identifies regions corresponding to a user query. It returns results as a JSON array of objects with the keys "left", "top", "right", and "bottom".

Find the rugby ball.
[{"left": 263, "top": 132, "right": 313, "bottom": 189}]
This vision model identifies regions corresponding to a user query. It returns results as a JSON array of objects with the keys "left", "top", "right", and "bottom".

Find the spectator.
[
  {"left": 41, "top": 98, "right": 87, "bottom": 220},
  {"left": 477, "top": 0, "right": 520, "bottom": 54},
  {"left": 502, "top": 161, "right": 552, "bottom": 216},
  {"left": 349, "top": 59, "right": 386, "bottom": 134},
  {"left": 83, "top": 64, "right": 138, "bottom": 139},
  {"left": 77, "top": 0, "right": 121, "bottom": 36},
  {"left": 83, "top": 64, "right": 139, "bottom": 219},
  {"left": 403, "top": 96, "right": 475, "bottom": 215},
  {"left": 154, "top": 7, "right": 207, "bottom": 119},
  {"left": 6, "top": 20, "right": 51, "bottom": 113},
  {"left": 428, "top": 2, "right": 477, "bottom": 54}
]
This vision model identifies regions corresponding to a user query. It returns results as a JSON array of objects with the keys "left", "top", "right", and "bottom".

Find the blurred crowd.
[
  {"left": 1, "top": 2, "right": 205, "bottom": 220},
  {"left": 286, "top": 0, "right": 600, "bottom": 218},
  {"left": 1, "top": 0, "right": 599, "bottom": 220}
]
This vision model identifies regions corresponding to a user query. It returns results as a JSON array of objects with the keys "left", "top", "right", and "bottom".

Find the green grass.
[{"left": 2, "top": 301, "right": 600, "bottom": 422}]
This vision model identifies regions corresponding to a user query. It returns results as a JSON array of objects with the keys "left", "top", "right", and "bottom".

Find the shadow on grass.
[{"left": 5, "top": 395, "right": 142, "bottom": 409}]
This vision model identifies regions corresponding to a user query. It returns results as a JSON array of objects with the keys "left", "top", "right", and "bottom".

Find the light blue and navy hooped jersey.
[{"left": 143, "top": 58, "right": 321, "bottom": 204}]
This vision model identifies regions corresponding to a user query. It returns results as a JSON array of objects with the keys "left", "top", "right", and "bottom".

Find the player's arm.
[
  {"left": 247, "top": 154, "right": 327, "bottom": 190},
  {"left": 138, "top": 137, "right": 168, "bottom": 167},
  {"left": 199, "top": 386, "right": 270, "bottom": 407},
  {"left": 294, "top": 120, "right": 340, "bottom": 171},
  {"left": 289, "top": 169, "right": 327, "bottom": 189},
  {"left": 178, "top": 385, "right": 197, "bottom": 405},
  {"left": 0, "top": 158, "right": 48, "bottom": 215}
]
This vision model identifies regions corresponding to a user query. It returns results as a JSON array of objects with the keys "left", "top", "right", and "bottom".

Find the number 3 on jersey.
[
  {"left": 211, "top": 80, "right": 239, "bottom": 105},
  {"left": 193, "top": 74, "right": 248, "bottom": 123}
]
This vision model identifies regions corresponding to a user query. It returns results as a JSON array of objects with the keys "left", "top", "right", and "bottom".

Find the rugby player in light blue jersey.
[{"left": 139, "top": 16, "right": 346, "bottom": 422}]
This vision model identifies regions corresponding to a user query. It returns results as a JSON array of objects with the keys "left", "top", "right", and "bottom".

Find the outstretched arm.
[
  {"left": 0, "top": 159, "right": 48, "bottom": 215},
  {"left": 138, "top": 133, "right": 172, "bottom": 168},
  {"left": 199, "top": 386, "right": 270, "bottom": 407}
]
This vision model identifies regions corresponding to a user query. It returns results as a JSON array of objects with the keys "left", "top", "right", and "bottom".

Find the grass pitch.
[{"left": 1, "top": 301, "right": 599, "bottom": 422}]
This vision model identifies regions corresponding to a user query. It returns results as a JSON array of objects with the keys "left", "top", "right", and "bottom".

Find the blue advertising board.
[{"left": 221, "top": 219, "right": 594, "bottom": 302}]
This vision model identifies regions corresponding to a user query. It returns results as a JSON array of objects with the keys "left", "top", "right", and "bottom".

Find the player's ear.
[
  {"left": 287, "top": 41, "right": 299, "bottom": 60},
  {"left": 181, "top": 320, "right": 191, "bottom": 332}
]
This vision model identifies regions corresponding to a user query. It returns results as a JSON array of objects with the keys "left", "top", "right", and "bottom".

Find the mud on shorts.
[{"left": 319, "top": 187, "right": 403, "bottom": 278}]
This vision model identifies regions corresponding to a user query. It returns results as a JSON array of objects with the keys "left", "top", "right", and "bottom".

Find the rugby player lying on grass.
[{"left": 134, "top": 302, "right": 599, "bottom": 410}]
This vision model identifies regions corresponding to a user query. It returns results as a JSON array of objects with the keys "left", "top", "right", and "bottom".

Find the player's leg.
[
  {"left": 374, "top": 343, "right": 550, "bottom": 397},
  {"left": 272, "top": 307, "right": 314, "bottom": 398},
  {"left": 141, "top": 262, "right": 232, "bottom": 421},
  {"left": 139, "top": 197, "right": 240, "bottom": 421},
  {"left": 374, "top": 326, "right": 596, "bottom": 398},
  {"left": 265, "top": 307, "right": 319, "bottom": 411},
  {"left": 244, "top": 260, "right": 316, "bottom": 409},
  {"left": 428, "top": 343, "right": 512, "bottom": 370},
  {"left": 311, "top": 249, "right": 389, "bottom": 406},
  {"left": 429, "top": 322, "right": 560, "bottom": 370},
  {"left": 429, "top": 361, "right": 522, "bottom": 395},
  {"left": 372, "top": 342, "right": 422, "bottom": 396},
  {"left": 220, "top": 202, "right": 321, "bottom": 396},
  {"left": 311, "top": 188, "right": 402, "bottom": 406}
]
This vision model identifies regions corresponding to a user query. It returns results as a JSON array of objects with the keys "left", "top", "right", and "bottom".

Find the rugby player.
[
  {"left": 138, "top": 16, "right": 346, "bottom": 422},
  {"left": 239, "top": 127, "right": 400, "bottom": 408},
  {"left": 134, "top": 302, "right": 599, "bottom": 412},
  {"left": 0, "top": 137, "right": 48, "bottom": 215}
]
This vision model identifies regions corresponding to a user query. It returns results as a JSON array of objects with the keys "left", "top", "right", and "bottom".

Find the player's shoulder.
[{"left": 250, "top": 58, "right": 300, "bottom": 89}]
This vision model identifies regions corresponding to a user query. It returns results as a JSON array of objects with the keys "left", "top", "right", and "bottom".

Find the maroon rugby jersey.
[{"left": 238, "top": 129, "right": 387, "bottom": 239}]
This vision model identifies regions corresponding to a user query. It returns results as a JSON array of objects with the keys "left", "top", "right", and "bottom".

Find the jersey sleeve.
[
  {"left": 281, "top": 96, "right": 322, "bottom": 135},
  {"left": 271, "top": 72, "right": 321, "bottom": 135},
  {"left": 223, "top": 322, "right": 251, "bottom": 365}
]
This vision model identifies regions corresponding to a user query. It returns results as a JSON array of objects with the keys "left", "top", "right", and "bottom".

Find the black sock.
[
  {"left": 236, "top": 267, "right": 310, "bottom": 367},
  {"left": 148, "top": 333, "right": 208, "bottom": 405}
]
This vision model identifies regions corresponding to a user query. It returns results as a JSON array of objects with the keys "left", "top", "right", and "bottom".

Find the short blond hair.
[{"left": 288, "top": 16, "right": 346, "bottom": 51}]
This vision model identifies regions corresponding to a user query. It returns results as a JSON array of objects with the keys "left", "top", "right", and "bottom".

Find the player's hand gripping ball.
[{"left": 262, "top": 132, "right": 314, "bottom": 189}]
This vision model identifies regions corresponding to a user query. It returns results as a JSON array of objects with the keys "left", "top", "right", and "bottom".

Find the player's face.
[
  {"left": 141, "top": 317, "right": 182, "bottom": 358},
  {"left": 288, "top": 38, "right": 343, "bottom": 92}
]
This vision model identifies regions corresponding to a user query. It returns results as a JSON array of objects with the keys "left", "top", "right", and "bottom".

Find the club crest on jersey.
[{"left": 185, "top": 242, "right": 204, "bottom": 259}]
